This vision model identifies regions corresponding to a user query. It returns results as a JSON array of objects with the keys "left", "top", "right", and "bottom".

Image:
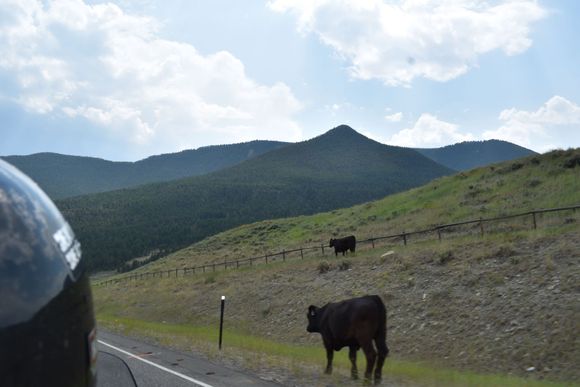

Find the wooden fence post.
[
  {"left": 532, "top": 211, "right": 537, "bottom": 230},
  {"left": 479, "top": 218, "right": 484, "bottom": 237},
  {"left": 265, "top": 254, "right": 269, "bottom": 264},
  {"left": 403, "top": 232, "right": 407, "bottom": 246},
  {"left": 371, "top": 238, "right": 375, "bottom": 248},
  {"left": 300, "top": 248, "right": 304, "bottom": 259},
  {"left": 321, "top": 244, "right": 325, "bottom": 255},
  {"left": 437, "top": 228, "right": 442, "bottom": 242},
  {"left": 283, "top": 249, "right": 286, "bottom": 261}
]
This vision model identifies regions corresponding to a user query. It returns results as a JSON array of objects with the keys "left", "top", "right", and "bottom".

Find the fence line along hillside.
[{"left": 95, "top": 204, "right": 580, "bottom": 287}]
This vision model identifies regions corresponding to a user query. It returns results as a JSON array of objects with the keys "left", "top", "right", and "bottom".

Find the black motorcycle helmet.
[{"left": 0, "top": 159, "right": 97, "bottom": 387}]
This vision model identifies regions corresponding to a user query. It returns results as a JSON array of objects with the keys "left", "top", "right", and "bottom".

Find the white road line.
[{"left": 98, "top": 340, "right": 215, "bottom": 387}]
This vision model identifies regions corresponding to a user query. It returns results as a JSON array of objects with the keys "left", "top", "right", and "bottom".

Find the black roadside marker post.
[{"left": 219, "top": 296, "right": 225, "bottom": 350}]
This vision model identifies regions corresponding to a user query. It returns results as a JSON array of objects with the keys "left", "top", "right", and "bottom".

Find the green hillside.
[
  {"left": 130, "top": 148, "right": 580, "bottom": 270},
  {"left": 2, "top": 140, "right": 287, "bottom": 199},
  {"left": 416, "top": 139, "right": 536, "bottom": 171},
  {"left": 94, "top": 148, "right": 580, "bottom": 386},
  {"left": 59, "top": 125, "right": 452, "bottom": 272}
]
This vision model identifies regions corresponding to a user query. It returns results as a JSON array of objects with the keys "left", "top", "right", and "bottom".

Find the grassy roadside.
[
  {"left": 97, "top": 314, "right": 573, "bottom": 387},
  {"left": 94, "top": 225, "right": 580, "bottom": 385}
]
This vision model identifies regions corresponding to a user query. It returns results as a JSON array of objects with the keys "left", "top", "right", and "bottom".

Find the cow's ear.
[{"left": 308, "top": 305, "right": 317, "bottom": 316}]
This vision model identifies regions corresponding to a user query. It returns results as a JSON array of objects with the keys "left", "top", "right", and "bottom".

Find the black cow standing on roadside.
[
  {"left": 306, "top": 295, "right": 389, "bottom": 384},
  {"left": 329, "top": 235, "right": 356, "bottom": 256}
]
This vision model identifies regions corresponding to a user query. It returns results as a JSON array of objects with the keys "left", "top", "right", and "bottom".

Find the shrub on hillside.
[
  {"left": 564, "top": 153, "right": 580, "bottom": 168},
  {"left": 338, "top": 260, "right": 351, "bottom": 271},
  {"left": 437, "top": 251, "right": 455, "bottom": 265},
  {"left": 318, "top": 261, "right": 331, "bottom": 274}
]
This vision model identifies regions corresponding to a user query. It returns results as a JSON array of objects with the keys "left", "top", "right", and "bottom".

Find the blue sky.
[{"left": 1, "top": 0, "right": 579, "bottom": 161}]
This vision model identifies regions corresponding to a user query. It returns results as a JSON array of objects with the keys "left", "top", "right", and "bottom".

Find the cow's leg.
[
  {"left": 349, "top": 346, "right": 358, "bottom": 380},
  {"left": 360, "top": 341, "right": 377, "bottom": 382},
  {"left": 374, "top": 331, "right": 389, "bottom": 384},
  {"left": 324, "top": 347, "right": 334, "bottom": 374}
]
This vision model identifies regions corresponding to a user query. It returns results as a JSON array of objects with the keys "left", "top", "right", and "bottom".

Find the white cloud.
[
  {"left": 483, "top": 96, "right": 580, "bottom": 152},
  {"left": 388, "top": 113, "right": 475, "bottom": 147},
  {"left": 384, "top": 112, "right": 402, "bottom": 122},
  {"left": 269, "top": 0, "right": 546, "bottom": 86},
  {"left": 0, "top": 0, "right": 302, "bottom": 158},
  {"left": 323, "top": 102, "right": 364, "bottom": 117}
]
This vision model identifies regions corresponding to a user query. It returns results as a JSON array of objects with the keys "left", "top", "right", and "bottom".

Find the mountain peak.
[
  {"left": 327, "top": 124, "right": 357, "bottom": 135},
  {"left": 314, "top": 124, "right": 369, "bottom": 144}
]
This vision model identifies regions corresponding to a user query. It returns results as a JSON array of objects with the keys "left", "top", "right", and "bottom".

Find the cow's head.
[
  {"left": 329, "top": 239, "right": 335, "bottom": 247},
  {"left": 306, "top": 305, "right": 321, "bottom": 333}
]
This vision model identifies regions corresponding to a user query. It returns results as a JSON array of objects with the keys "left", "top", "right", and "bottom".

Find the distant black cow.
[
  {"left": 306, "top": 295, "right": 389, "bottom": 384},
  {"left": 329, "top": 235, "right": 356, "bottom": 256}
]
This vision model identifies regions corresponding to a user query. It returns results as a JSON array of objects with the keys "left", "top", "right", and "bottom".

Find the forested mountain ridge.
[
  {"left": 3, "top": 133, "right": 535, "bottom": 200},
  {"left": 415, "top": 139, "right": 536, "bottom": 171},
  {"left": 1, "top": 140, "right": 288, "bottom": 199},
  {"left": 58, "top": 125, "right": 452, "bottom": 272}
]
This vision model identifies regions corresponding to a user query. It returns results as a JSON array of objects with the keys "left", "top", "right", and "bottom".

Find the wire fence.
[{"left": 95, "top": 204, "right": 579, "bottom": 287}]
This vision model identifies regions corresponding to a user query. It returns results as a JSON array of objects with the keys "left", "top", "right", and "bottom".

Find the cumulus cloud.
[
  {"left": 384, "top": 112, "right": 402, "bottom": 122},
  {"left": 269, "top": 0, "right": 547, "bottom": 86},
  {"left": 385, "top": 96, "right": 580, "bottom": 151},
  {"left": 388, "top": 113, "right": 475, "bottom": 147},
  {"left": 0, "top": 0, "right": 302, "bottom": 159},
  {"left": 483, "top": 96, "right": 580, "bottom": 152}
]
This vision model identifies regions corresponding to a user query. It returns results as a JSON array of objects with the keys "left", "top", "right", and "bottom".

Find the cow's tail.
[{"left": 372, "top": 295, "right": 389, "bottom": 357}]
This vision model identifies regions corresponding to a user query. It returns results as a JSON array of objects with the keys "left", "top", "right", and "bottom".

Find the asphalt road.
[{"left": 97, "top": 330, "right": 281, "bottom": 387}]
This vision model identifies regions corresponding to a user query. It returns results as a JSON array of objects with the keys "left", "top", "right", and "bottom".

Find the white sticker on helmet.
[
  {"left": 53, "top": 223, "right": 82, "bottom": 270},
  {"left": 65, "top": 240, "right": 82, "bottom": 271},
  {"left": 53, "top": 223, "right": 74, "bottom": 252}
]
